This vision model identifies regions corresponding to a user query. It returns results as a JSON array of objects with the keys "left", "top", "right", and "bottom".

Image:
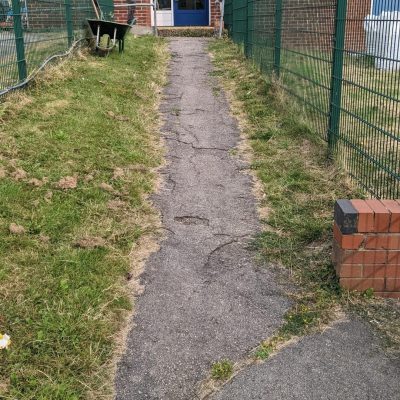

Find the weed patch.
[
  {"left": 211, "top": 360, "right": 234, "bottom": 380},
  {"left": 158, "top": 27, "right": 215, "bottom": 37}
]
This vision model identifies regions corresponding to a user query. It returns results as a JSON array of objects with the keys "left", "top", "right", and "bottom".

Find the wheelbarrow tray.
[{"left": 87, "top": 19, "right": 131, "bottom": 41}]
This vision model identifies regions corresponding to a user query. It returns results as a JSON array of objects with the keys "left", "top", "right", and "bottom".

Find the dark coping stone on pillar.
[{"left": 334, "top": 199, "right": 358, "bottom": 235}]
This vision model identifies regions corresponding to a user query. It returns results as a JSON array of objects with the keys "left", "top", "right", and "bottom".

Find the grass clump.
[
  {"left": 211, "top": 360, "right": 234, "bottom": 380},
  {"left": 209, "top": 38, "right": 400, "bottom": 356},
  {"left": 158, "top": 27, "right": 215, "bottom": 37},
  {"left": 0, "top": 35, "right": 168, "bottom": 398}
]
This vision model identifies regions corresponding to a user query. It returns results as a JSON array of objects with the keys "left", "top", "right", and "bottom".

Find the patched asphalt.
[
  {"left": 115, "top": 38, "right": 400, "bottom": 400},
  {"left": 115, "top": 38, "right": 290, "bottom": 399}
]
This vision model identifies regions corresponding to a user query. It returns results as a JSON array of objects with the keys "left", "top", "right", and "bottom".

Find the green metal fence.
[
  {"left": 225, "top": 0, "right": 400, "bottom": 199},
  {"left": 0, "top": 0, "right": 117, "bottom": 94}
]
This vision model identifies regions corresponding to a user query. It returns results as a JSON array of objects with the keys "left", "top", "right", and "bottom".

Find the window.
[
  {"left": 158, "top": 0, "right": 171, "bottom": 10},
  {"left": 177, "top": 0, "right": 205, "bottom": 10}
]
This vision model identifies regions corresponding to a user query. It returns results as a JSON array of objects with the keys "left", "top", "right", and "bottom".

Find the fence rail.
[
  {"left": 225, "top": 0, "right": 400, "bottom": 199},
  {"left": 0, "top": 0, "right": 112, "bottom": 94}
]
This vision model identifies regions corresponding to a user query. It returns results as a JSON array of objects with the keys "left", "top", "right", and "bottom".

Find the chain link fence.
[
  {"left": 225, "top": 0, "right": 400, "bottom": 199},
  {"left": 0, "top": 0, "right": 111, "bottom": 94}
]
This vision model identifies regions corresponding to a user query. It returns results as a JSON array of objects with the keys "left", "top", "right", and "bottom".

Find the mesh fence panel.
[
  {"left": 225, "top": 0, "right": 400, "bottom": 199},
  {"left": 334, "top": 0, "right": 400, "bottom": 198},
  {"left": 250, "top": 0, "right": 275, "bottom": 74},
  {"left": 0, "top": 0, "right": 96, "bottom": 92},
  {"left": 279, "top": 1, "right": 335, "bottom": 139}
]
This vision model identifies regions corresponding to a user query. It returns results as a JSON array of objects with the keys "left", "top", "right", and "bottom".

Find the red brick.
[
  {"left": 386, "top": 265, "right": 400, "bottom": 278},
  {"left": 373, "top": 292, "right": 400, "bottom": 299},
  {"left": 340, "top": 278, "right": 385, "bottom": 291},
  {"left": 365, "top": 199, "right": 391, "bottom": 232},
  {"left": 351, "top": 200, "right": 374, "bottom": 233},
  {"left": 335, "top": 248, "right": 387, "bottom": 265},
  {"left": 335, "top": 264, "right": 362, "bottom": 278},
  {"left": 362, "top": 264, "right": 387, "bottom": 278},
  {"left": 333, "top": 223, "right": 364, "bottom": 249},
  {"left": 387, "top": 251, "right": 400, "bottom": 265},
  {"left": 364, "top": 234, "right": 400, "bottom": 250},
  {"left": 388, "top": 199, "right": 400, "bottom": 232},
  {"left": 386, "top": 278, "right": 400, "bottom": 291},
  {"left": 390, "top": 200, "right": 400, "bottom": 233}
]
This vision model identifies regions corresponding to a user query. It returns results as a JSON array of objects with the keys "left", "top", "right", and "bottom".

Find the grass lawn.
[
  {"left": 0, "top": 35, "right": 167, "bottom": 399},
  {"left": 209, "top": 38, "right": 400, "bottom": 361}
]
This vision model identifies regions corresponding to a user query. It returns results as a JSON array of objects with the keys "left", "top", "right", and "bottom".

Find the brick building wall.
[
  {"left": 22, "top": 0, "right": 95, "bottom": 31},
  {"left": 114, "top": 0, "right": 221, "bottom": 27},
  {"left": 346, "top": 0, "right": 371, "bottom": 52},
  {"left": 252, "top": 0, "right": 371, "bottom": 52},
  {"left": 122, "top": 3, "right": 151, "bottom": 26},
  {"left": 114, "top": 0, "right": 129, "bottom": 24},
  {"left": 21, "top": 0, "right": 372, "bottom": 41},
  {"left": 280, "top": 1, "right": 336, "bottom": 51},
  {"left": 26, "top": 0, "right": 66, "bottom": 30}
]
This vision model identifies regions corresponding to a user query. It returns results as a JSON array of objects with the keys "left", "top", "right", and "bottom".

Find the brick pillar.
[
  {"left": 210, "top": 0, "right": 221, "bottom": 28},
  {"left": 333, "top": 199, "right": 400, "bottom": 299}
]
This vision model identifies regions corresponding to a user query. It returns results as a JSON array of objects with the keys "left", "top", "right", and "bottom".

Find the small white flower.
[{"left": 0, "top": 333, "right": 11, "bottom": 349}]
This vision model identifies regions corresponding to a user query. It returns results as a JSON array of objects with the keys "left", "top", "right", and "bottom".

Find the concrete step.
[{"left": 157, "top": 26, "right": 215, "bottom": 37}]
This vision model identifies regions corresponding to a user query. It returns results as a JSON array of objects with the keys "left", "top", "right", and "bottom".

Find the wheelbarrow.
[{"left": 87, "top": 19, "right": 133, "bottom": 54}]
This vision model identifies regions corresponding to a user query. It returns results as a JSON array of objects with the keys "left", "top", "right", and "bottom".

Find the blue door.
[
  {"left": 174, "top": 0, "right": 208, "bottom": 26},
  {"left": 372, "top": 0, "right": 400, "bottom": 15}
]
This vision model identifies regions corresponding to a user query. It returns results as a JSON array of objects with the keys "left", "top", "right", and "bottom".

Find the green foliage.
[
  {"left": 254, "top": 344, "right": 273, "bottom": 360},
  {"left": 211, "top": 360, "right": 234, "bottom": 380},
  {"left": 363, "top": 288, "right": 375, "bottom": 299}
]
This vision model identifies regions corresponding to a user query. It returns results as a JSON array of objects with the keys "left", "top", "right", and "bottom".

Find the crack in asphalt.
[
  {"left": 203, "top": 239, "right": 242, "bottom": 269},
  {"left": 174, "top": 216, "right": 210, "bottom": 226},
  {"left": 165, "top": 136, "right": 230, "bottom": 152},
  {"left": 115, "top": 38, "right": 290, "bottom": 400}
]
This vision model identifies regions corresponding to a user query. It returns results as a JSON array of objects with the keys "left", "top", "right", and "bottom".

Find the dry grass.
[{"left": 209, "top": 38, "right": 400, "bottom": 360}]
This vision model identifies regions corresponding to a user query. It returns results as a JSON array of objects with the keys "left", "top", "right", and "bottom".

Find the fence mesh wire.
[
  {"left": 225, "top": 0, "right": 400, "bottom": 199},
  {"left": 0, "top": 0, "right": 97, "bottom": 93}
]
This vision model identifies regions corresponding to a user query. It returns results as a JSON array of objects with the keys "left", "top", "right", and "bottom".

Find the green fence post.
[
  {"left": 11, "top": 0, "right": 27, "bottom": 82},
  {"left": 231, "top": 0, "right": 235, "bottom": 42},
  {"left": 246, "top": 0, "right": 253, "bottom": 58},
  {"left": 244, "top": 0, "right": 249, "bottom": 56},
  {"left": 228, "top": 0, "right": 232, "bottom": 35},
  {"left": 65, "top": 0, "right": 73, "bottom": 47},
  {"left": 273, "top": 0, "right": 282, "bottom": 76},
  {"left": 328, "top": 0, "right": 347, "bottom": 157}
]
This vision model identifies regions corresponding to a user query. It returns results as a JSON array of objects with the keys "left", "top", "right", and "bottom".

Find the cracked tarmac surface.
[
  {"left": 115, "top": 38, "right": 400, "bottom": 400},
  {"left": 115, "top": 38, "right": 290, "bottom": 399}
]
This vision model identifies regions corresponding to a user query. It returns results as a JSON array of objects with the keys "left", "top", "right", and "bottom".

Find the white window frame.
[{"left": 151, "top": 0, "right": 211, "bottom": 26}]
